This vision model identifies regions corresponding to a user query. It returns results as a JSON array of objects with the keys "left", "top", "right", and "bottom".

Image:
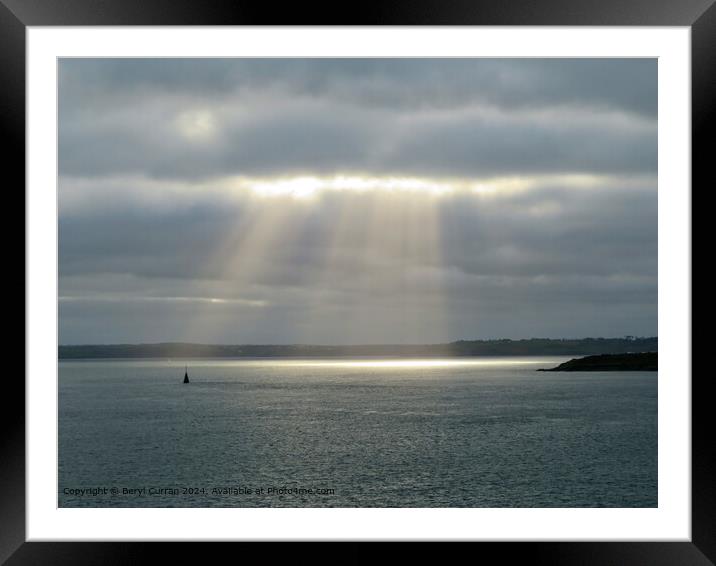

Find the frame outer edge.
[
  {"left": 8, "top": 0, "right": 713, "bottom": 563},
  {"left": 0, "top": 1, "right": 27, "bottom": 565},
  {"left": 692, "top": 1, "right": 716, "bottom": 564}
]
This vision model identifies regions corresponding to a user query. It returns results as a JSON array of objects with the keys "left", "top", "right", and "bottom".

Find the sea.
[{"left": 58, "top": 357, "right": 657, "bottom": 508}]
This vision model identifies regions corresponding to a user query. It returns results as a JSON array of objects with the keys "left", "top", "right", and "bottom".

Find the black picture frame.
[{"left": 6, "top": 0, "right": 708, "bottom": 563}]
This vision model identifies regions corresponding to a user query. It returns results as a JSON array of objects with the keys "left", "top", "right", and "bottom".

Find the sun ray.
[
  {"left": 295, "top": 190, "right": 382, "bottom": 344},
  {"left": 177, "top": 197, "right": 308, "bottom": 343},
  {"left": 292, "top": 186, "right": 452, "bottom": 345}
]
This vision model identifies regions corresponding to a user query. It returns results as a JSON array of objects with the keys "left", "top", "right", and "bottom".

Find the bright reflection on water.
[
  {"left": 59, "top": 357, "right": 657, "bottom": 508},
  {"left": 286, "top": 358, "right": 546, "bottom": 369}
]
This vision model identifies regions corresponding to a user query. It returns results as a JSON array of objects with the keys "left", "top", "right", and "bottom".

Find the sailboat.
[{"left": 183, "top": 365, "right": 190, "bottom": 384}]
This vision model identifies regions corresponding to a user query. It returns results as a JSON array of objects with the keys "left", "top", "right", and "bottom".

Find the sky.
[{"left": 58, "top": 58, "right": 657, "bottom": 345}]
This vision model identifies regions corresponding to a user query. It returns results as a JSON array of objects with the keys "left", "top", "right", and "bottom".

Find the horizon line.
[{"left": 59, "top": 336, "right": 658, "bottom": 348}]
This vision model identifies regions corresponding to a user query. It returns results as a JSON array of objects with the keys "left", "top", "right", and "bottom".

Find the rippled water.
[{"left": 58, "top": 357, "right": 657, "bottom": 507}]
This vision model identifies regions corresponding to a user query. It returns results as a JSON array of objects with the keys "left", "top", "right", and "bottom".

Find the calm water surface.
[{"left": 58, "top": 357, "right": 657, "bottom": 507}]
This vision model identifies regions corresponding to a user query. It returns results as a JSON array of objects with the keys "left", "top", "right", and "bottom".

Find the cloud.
[
  {"left": 59, "top": 58, "right": 657, "bottom": 116},
  {"left": 59, "top": 59, "right": 657, "bottom": 180},
  {"left": 57, "top": 58, "right": 658, "bottom": 344},
  {"left": 59, "top": 180, "right": 657, "bottom": 343}
]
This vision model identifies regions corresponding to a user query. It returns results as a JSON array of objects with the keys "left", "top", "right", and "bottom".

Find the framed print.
[{"left": 7, "top": 0, "right": 709, "bottom": 563}]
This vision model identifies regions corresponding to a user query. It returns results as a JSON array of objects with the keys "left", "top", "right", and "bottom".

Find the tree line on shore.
[{"left": 59, "top": 337, "right": 658, "bottom": 359}]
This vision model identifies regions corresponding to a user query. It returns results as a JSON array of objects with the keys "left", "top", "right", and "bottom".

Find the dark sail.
[{"left": 183, "top": 366, "right": 189, "bottom": 384}]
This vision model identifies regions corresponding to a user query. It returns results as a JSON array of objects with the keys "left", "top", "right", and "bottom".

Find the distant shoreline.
[
  {"left": 59, "top": 337, "right": 657, "bottom": 360},
  {"left": 58, "top": 354, "right": 575, "bottom": 363}
]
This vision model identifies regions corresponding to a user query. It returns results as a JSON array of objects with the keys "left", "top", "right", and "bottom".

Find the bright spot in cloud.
[
  {"left": 222, "top": 173, "right": 625, "bottom": 200},
  {"left": 59, "top": 172, "right": 646, "bottom": 216},
  {"left": 244, "top": 175, "right": 457, "bottom": 199},
  {"left": 175, "top": 109, "right": 217, "bottom": 141}
]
